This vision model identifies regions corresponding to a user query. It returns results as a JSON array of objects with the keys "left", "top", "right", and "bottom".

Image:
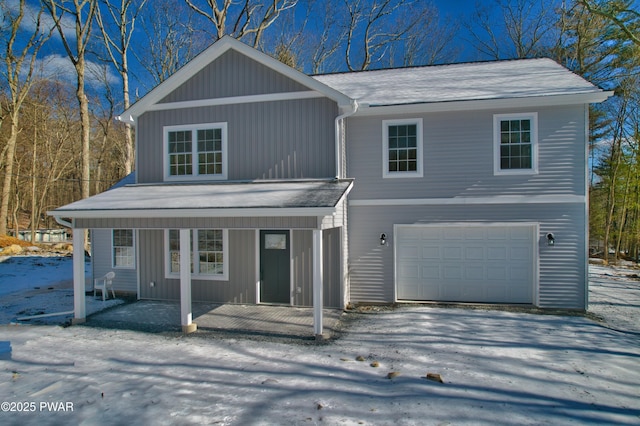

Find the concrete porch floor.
[{"left": 85, "top": 300, "right": 345, "bottom": 339}]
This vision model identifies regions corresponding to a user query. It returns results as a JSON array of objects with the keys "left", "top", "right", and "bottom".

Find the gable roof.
[
  {"left": 120, "top": 36, "right": 611, "bottom": 122},
  {"left": 314, "top": 58, "right": 612, "bottom": 112},
  {"left": 118, "top": 36, "right": 352, "bottom": 122}
]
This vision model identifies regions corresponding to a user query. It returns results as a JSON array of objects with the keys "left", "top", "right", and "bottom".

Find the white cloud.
[
  {"left": 36, "top": 53, "right": 120, "bottom": 88},
  {"left": 3, "top": 0, "right": 78, "bottom": 43}
]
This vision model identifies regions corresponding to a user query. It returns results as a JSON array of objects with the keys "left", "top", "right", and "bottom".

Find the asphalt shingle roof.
[
  {"left": 313, "top": 58, "right": 602, "bottom": 106},
  {"left": 52, "top": 180, "right": 353, "bottom": 215}
]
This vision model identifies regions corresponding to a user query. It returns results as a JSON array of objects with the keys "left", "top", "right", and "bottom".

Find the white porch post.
[
  {"left": 180, "top": 229, "right": 197, "bottom": 333},
  {"left": 72, "top": 229, "right": 86, "bottom": 324},
  {"left": 312, "top": 229, "right": 324, "bottom": 338}
]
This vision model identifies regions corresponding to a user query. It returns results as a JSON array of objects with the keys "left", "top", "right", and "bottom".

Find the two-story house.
[{"left": 50, "top": 36, "right": 612, "bottom": 335}]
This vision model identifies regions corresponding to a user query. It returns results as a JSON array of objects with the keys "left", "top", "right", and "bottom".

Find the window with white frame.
[
  {"left": 166, "top": 229, "right": 228, "bottom": 280},
  {"left": 382, "top": 118, "right": 423, "bottom": 178},
  {"left": 112, "top": 229, "right": 135, "bottom": 268},
  {"left": 494, "top": 113, "right": 538, "bottom": 175},
  {"left": 165, "top": 123, "right": 227, "bottom": 180}
]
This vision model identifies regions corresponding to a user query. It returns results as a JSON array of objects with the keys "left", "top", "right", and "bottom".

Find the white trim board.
[
  {"left": 50, "top": 207, "right": 337, "bottom": 220},
  {"left": 148, "top": 91, "right": 324, "bottom": 112},
  {"left": 350, "top": 195, "right": 586, "bottom": 207},
  {"left": 353, "top": 92, "right": 614, "bottom": 117}
]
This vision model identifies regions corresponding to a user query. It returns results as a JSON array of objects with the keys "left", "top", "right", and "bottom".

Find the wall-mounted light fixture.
[
  {"left": 380, "top": 233, "right": 386, "bottom": 246},
  {"left": 546, "top": 233, "right": 555, "bottom": 246}
]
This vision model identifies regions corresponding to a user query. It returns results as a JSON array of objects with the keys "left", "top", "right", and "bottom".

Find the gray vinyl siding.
[
  {"left": 323, "top": 227, "right": 342, "bottom": 308},
  {"left": 76, "top": 216, "right": 318, "bottom": 230},
  {"left": 292, "top": 229, "right": 342, "bottom": 308},
  {"left": 346, "top": 105, "right": 587, "bottom": 200},
  {"left": 137, "top": 228, "right": 342, "bottom": 306},
  {"left": 139, "top": 229, "right": 257, "bottom": 303},
  {"left": 137, "top": 98, "right": 338, "bottom": 183},
  {"left": 292, "top": 230, "right": 313, "bottom": 306},
  {"left": 90, "top": 229, "right": 137, "bottom": 294},
  {"left": 348, "top": 203, "right": 587, "bottom": 310},
  {"left": 160, "top": 50, "right": 309, "bottom": 104}
]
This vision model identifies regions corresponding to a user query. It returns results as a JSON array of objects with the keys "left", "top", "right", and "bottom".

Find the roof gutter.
[
  {"left": 335, "top": 100, "right": 358, "bottom": 179},
  {"left": 53, "top": 215, "right": 73, "bottom": 228}
]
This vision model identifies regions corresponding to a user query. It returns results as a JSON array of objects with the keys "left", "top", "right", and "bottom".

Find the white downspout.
[
  {"left": 53, "top": 216, "right": 72, "bottom": 229},
  {"left": 334, "top": 100, "right": 358, "bottom": 179}
]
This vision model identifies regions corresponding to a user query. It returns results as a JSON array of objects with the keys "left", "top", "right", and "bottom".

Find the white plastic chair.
[{"left": 94, "top": 271, "right": 116, "bottom": 301}]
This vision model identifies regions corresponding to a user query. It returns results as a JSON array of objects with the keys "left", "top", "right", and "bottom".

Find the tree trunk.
[
  {"left": 0, "top": 116, "right": 20, "bottom": 235},
  {"left": 76, "top": 58, "right": 91, "bottom": 201}
]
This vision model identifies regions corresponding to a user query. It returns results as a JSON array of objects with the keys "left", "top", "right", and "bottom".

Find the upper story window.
[
  {"left": 382, "top": 118, "right": 423, "bottom": 178},
  {"left": 494, "top": 113, "right": 538, "bottom": 175},
  {"left": 112, "top": 229, "right": 135, "bottom": 268},
  {"left": 164, "top": 123, "right": 227, "bottom": 181}
]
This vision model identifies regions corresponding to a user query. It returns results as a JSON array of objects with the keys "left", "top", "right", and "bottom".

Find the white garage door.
[{"left": 396, "top": 224, "right": 536, "bottom": 303}]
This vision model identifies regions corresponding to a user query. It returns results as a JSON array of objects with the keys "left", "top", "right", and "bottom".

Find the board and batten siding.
[
  {"left": 136, "top": 228, "right": 342, "bottom": 306},
  {"left": 292, "top": 229, "right": 342, "bottom": 308},
  {"left": 345, "top": 105, "right": 587, "bottom": 200},
  {"left": 348, "top": 203, "right": 587, "bottom": 310},
  {"left": 90, "top": 229, "right": 138, "bottom": 295},
  {"left": 139, "top": 229, "right": 257, "bottom": 303},
  {"left": 137, "top": 97, "right": 338, "bottom": 183},
  {"left": 160, "top": 49, "right": 310, "bottom": 104}
]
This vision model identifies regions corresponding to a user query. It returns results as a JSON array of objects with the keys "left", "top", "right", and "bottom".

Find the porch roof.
[{"left": 49, "top": 179, "right": 353, "bottom": 220}]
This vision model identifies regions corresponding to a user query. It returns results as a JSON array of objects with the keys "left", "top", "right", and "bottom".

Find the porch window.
[
  {"left": 164, "top": 122, "right": 227, "bottom": 181},
  {"left": 494, "top": 113, "right": 538, "bottom": 175},
  {"left": 112, "top": 229, "right": 135, "bottom": 268},
  {"left": 166, "top": 229, "right": 228, "bottom": 280},
  {"left": 382, "top": 118, "right": 423, "bottom": 178}
]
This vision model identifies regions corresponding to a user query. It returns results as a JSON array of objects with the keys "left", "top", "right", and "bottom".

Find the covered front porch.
[
  {"left": 49, "top": 180, "right": 353, "bottom": 338},
  {"left": 86, "top": 301, "right": 345, "bottom": 339}
]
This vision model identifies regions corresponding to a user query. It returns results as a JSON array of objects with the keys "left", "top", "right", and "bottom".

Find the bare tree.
[
  {"left": 94, "top": 0, "right": 147, "bottom": 176},
  {"left": 0, "top": 0, "right": 52, "bottom": 235},
  {"left": 135, "top": 0, "right": 206, "bottom": 87},
  {"left": 43, "top": 0, "right": 98, "bottom": 206},
  {"left": 465, "top": 0, "right": 557, "bottom": 60},
  {"left": 184, "top": 0, "right": 297, "bottom": 47},
  {"left": 9, "top": 79, "right": 79, "bottom": 236},
  {"left": 342, "top": 0, "right": 443, "bottom": 71}
]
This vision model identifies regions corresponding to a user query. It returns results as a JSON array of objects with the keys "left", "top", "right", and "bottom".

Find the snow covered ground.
[
  {"left": 0, "top": 255, "right": 121, "bottom": 324},
  {"left": 0, "top": 256, "right": 638, "bottom": 425}
]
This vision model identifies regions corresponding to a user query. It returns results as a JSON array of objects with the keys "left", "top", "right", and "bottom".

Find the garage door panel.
[
  {"left": 465, "top": 247, "right": 484, "bottom": 260},
  {"left": 487, "top": 266, "right": 507, "bottom": 280},
  {"left": 419, "top": 228, "right": 441, "bottom": 240},
  {"left": 443, "top": 228, "right": 463, "bottom": 239},
  {"left": 396, "top": 225, "right": 535, "bottom": 304},
  {"left": 421, "top": 265, "right": 440, "bottom": 279},
  {"left": 422, "top": 247, "right": 440, "bottom": 259},
  {"left": 462, "top": 285, "right": 484, "bottom": 299},
  {"left": 510, "top": 247, "right": 530, "bottom": 260},
  {"left": 487, "top": 247, "right": 508, "bottom": 260},
  {"left": 464, "top": 265, "right": 484, "bottom": 280},
  {"left": 487, "top": 228, "right": 508, "bottom": 240},
  {"left": 464, "top": 228, "right": 485, "bottom": 240},
  {"left": 510, "top": 227, "right": 532, "bottom": 240},
  {"left": 398, "top": 263, "right": 420, "bottom": 279},
  {"left": 398, "top": 245, "right": 420, "bottom": 259},
  {"left": 443, "top": 247, "right": 462, "bottom": 260},
  {"left": 443, "top": 265, "right": 463, "bottom": 279}
]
